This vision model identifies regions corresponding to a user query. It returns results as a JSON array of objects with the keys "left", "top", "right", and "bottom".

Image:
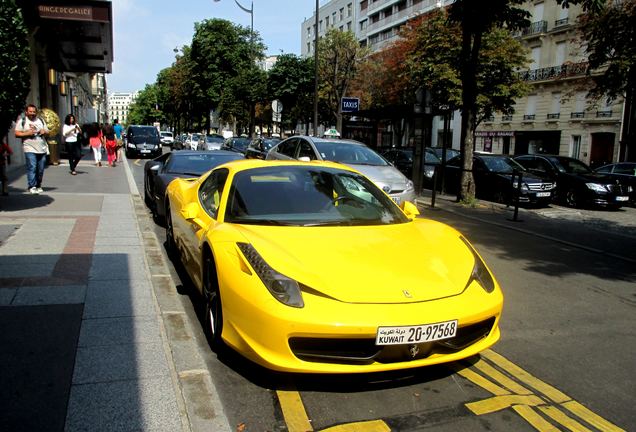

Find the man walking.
[{"left": 14, "top": 104, "right": 49, "bottom": 194}]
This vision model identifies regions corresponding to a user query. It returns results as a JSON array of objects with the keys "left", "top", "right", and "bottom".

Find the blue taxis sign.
[{"left": 341, "top": 97, "right": 359, "bottom": 113}]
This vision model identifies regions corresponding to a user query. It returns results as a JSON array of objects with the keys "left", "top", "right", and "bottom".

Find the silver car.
[{"left": 267, "top": 136, "right": 415, "bottom": 204}]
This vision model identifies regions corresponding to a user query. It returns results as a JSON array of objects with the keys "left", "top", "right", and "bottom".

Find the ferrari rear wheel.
[
  {"left": 165, "top": 203, "right": 177, "bottom": 259},
  {"left": 203, "top": 254, "right": 224, "bottom": 350}
]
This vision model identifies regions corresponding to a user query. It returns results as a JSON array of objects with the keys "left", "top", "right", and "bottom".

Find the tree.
[
  {"left": 267, "top": 54, "right": 314, "bottom": 133},
  {"left": 0, "top": 0, "right": 30, "bottom": 136},
  {"left": 579, "top": 0, "right": 636, "bottom": 161},
  {"left": 127, "top": 84, "right": 160, "bottom": 125},
  {"left": 318, "top": 29, "right": 369, "bottom": 132}
]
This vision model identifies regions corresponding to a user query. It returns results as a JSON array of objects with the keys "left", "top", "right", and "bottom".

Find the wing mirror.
[
  {"left": 401, "top": 201, "right": 420, "bottom": 220},
  {"left": 180, "top": 202, "right": 200, "bottom": 221},
  {"left": 149, "top": 164, "right": 160, "bottom": 172}
]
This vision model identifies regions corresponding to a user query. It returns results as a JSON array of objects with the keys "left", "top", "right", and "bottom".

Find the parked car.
[
  {"left": 125, "top": 125, "right": 162, "bottom": 158},
  {"left": 165, "top": 159, "right": 503, "bottom": 373},
  {"left": 202, "top": 134, "right": 225, "bottom": 151},
  {"left": 172, "top": 134, "right": 187, "bottom": 150},
  {"left": 245, "top": 136, "right": 281, "bottom": 159},
  {"left": 594, "top": 162, "right": 636, "bottom": 204},
  {"left": 514, "top": 154, "right": 630, "bottom": 208},
  {"left": 221, "top": 136, "right": 251, "bottom": 155},
  {"left": 160, "top": 131, "right": 174, "bottom": 148},
  {"left": 144, "top": 150, "right": 243, "bottom": 223},
  {"left": 429, "top": 147, "right": 460, "bottom": 161},
  {"left": 381, "top": 147, "right": 442, "bottom": 187},
  {"left": 443, "top": 153, "right": 556, "bottom": 206},
  {"left": 184, "top": 133, "right": 201, "bottom": 150},
  {"left": 267, "top": 136, "right": 415, "bottom": 205}
]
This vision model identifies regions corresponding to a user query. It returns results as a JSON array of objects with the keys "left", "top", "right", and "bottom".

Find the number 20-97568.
[{"left": 375, "top": 320, "right": 458, "bottom": 345}]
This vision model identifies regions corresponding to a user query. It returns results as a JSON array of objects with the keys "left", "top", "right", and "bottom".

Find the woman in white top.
[{"left": 63, "top": 114, "right": 82, "bottom": 175}]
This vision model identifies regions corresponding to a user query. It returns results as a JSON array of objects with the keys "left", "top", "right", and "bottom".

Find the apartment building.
[
  {"left": 476, "top": 0, "right": 624, "bottom": 167},
  {"left": 301, "top": 0, "right": 356, "bottom": 57},
  {"left": 107, "top": 92, "right": 139, "bottom": 126}
]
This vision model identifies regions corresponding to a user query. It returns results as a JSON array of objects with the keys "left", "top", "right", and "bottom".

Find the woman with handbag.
[{"left": 63, "top": 114, "right": 82, "bottom": 175}]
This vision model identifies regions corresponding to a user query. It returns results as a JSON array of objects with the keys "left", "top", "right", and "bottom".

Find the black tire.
[
  {"left": 565, "top": 188, "right": 579, "bottom": 208},
  {"left": 165, "top": 203, "right": 177, "bottom": 259},
  {"left": 144, "top": 176, "right": 153, "bottom": 208},
  {"left": 203, "top": 252, "right": 224, "bottom": 350}
]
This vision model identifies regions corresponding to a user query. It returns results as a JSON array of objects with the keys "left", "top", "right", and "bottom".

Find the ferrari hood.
[{"left": 234, "top": 221, "right": 476, "bottom": 304}]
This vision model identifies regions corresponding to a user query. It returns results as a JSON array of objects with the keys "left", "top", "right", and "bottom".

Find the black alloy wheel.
[
  {"left": 165, "top": 203, "right": 177, "bottom": 259},
  {"left": 203, "top": 253, "right": 224, "bottom": 350},
  {"left": 565, "top": 188, "right": 579, "bottom": 208}
]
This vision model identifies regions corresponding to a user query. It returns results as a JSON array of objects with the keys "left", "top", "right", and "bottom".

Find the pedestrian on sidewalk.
[
  {"left": 103, "top": 123, "right": 117, "bottom": 167},
  {"left": 113, "top": 119, "right": 124, "bottom": 162},
  {"left": 63, "top": 114, "right": 82, "bottom": 175},
  {"left": 14, "top": 104, "right": 49, "bottom": 194},
  {"left": 1, "top": 134, "right": 13, "bottom": 195},
  {"left": 88, "top": 122, "right": 104, "bottom": 167}
]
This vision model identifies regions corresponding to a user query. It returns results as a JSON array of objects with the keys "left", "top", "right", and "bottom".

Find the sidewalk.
[{"left": 0, "top": 158, "right": 230, "bottom": 432}]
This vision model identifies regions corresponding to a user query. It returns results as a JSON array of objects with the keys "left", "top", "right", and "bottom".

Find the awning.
[{"left": 17, "top": 0, "right": 113, "bottom": 73}]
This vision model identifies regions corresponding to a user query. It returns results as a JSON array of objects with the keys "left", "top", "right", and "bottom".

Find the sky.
[{"left": 108, "top": 0, "right": 323, "bottom": 93}]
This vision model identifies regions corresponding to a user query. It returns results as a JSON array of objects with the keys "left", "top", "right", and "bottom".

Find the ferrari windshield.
[{"left": 225, "top": 166, "right": 409, "bottom": 226}]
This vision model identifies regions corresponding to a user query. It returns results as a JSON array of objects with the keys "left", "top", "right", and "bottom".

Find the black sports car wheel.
[
  {"left": 165, "top": 203, "right": 177, "bottom": 259},
  {"left": 203, "top": 254, "right": 223, "bottom": 350}
]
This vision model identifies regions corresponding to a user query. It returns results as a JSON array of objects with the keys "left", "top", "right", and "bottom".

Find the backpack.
[{"left": 20, "top": 113, "right": 47, "bottom": 131}]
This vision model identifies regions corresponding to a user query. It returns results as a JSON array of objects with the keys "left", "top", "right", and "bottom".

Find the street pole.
[{"left": 313, "top": 0, "right": 319, "bottom": 137}]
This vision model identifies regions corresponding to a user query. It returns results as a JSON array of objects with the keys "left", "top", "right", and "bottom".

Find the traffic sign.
[
  {"left": 272, "top": 99, "right": 283, "bottom": 113},
  {"left": 341, "top": 97, "right": 359, "bottom": 113}
]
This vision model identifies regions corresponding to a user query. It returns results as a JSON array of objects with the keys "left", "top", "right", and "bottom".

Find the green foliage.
[
  {"left": 127, "top": 84, "right": 159, "bottom": 125},
  {"left": 0, "top": 0, "right": 30, "bottom": 135},
  {"left": 267, "top": 54, "right": 314, "bottom": 129}
]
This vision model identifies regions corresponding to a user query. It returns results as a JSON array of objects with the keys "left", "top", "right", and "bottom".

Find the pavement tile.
[
  {"left": 72, "top": 342, "right": 170, "bottom": 384},
  {"left": 0, "top": 288, "right": 17, "bottom": 305},
  {"left": 78, "top": 316, "right": 162, "bottom": 348},
  {"left": 83, "top": 289, "right": 156, "bottom": 319},
  {"left": 0, "top": 262, "right": 55, "bottom": 278},
  {"left": 64, "top": 376, "right": 182, "bottom": 432},
  {"left": 0, "top": 254, "right": 59, "bottom": 265},
  {"left": 11, "top": 285, "right": 86, "bottom": 305}
]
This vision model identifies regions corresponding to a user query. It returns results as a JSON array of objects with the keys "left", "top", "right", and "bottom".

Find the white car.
[
  {"left": 185, "top": 133, "right": 201, "bottom": 150},
  {"left": 160, "top": 131, "right": 174, "bottom": 147}
]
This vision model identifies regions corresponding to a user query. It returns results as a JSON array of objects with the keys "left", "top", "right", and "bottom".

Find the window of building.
[
  {"left": 340, "top": 8, "right": 344, "bottom": 21},
  {"left": 530, "top": 46, "right": 541, "bottom": 69},
  {"left": 371, "top": 13, "right": 380, "bottom": 23},
  {"left": 347, "top": 3, "right": 352, "bottom": 17},
  {"left": 551, "top": 92, "right": 561, "bottom": 116},
  {"left": 347, "top": 21, "right": 352, "bottom": 31},
  {"left": 332, "top": 12, "right": 336, "bottom": 24},
  {"left": 555, "top": 41, "right": 566, "bottom": 65},
  {"left": 307, "top": 27, "right": 311, "bottom": 37},
  {"left": 340, "top": 25, "right": 344, "bottom": 31},
  {"left": 307, "top": 42, "right": 311, "bottom": 53},
  {"left": 360, "top": 0, "right": 368, "bottom": 11},
  {"left": 570, "top": 135, "right": 581, "bottom": 158},
  {"left": 533, "top": 2, "right": 544, "bottom": 21},
  {"left": 397, "top": 1, "right": 407, "bottom": 11},
  {"left": 319, "top": 19, "right": 323, "bottom": 30},
  {"left": 360, "top": 19, "right": 367, "bottom": 31},
  {"left": 575, "top": 92, "right": 587, "bottom": 112},
  {"left": 324, "top": 16, "right": 328, "bottom": 27},
  {"left": 384, "top": 6, "right": 393, "bottom": 18},
  {"left": 526, "top": 95, "right": 537, "bottom": 116},
  {"left": 558, "top": 5, "right": 569, "bottom": 21}
]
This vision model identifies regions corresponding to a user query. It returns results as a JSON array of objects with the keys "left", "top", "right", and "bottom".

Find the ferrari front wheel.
[{"left": 203, "top": 254, "right": 223, "bottom": 350}]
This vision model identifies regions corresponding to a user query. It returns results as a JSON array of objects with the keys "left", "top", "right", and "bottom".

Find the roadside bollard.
[
  {"left": 509, "top": 171, "right": 522, "bottom": 222},
  {"left": 431, "top": 168, "right": 437, "bottom": 208}
]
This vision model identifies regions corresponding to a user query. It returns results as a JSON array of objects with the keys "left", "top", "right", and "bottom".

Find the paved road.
[{"left": 130, "top": 154, "right": 635, "bottom": 432}]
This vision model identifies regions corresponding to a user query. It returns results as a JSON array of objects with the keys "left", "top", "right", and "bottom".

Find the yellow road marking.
[
  {"left": 466, "top": 394, "right": 545, "bottom": 415},
  {"left": 481, "top": 349, "right": 570, "bottom": 403},
  {"left": 513, "top": 405, "right": 560, "bottom": 432},
  {"left": 562, "top": 401, "right": 625, "bottom": 432},
  {"left": 450, "top": 363, "right": 509, "bottom": 396},
  {"left": 276, "top": 390, "right": 313, "bottom": 432},
  {"left": 321, "top": 420, "right": 391, "bottom": 432},
  {"left": 134, "top": 159, "right": 141, "bottom": 166},
  {"left": 472, "top": 357, "right": 533, "bottom": 395},
  {"left": 538, "top": 406, "right": 593, "bottom": 432}
]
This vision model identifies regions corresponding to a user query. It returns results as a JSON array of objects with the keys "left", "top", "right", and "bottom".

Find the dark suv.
[
  {"left": 125, "top": 125, "right": 162, "bottom": 158},
  {"left": 514, "top": 154, "right": 630, "bottom": 209}
]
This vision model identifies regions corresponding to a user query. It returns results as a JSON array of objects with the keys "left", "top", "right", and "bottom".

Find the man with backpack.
[{"left": 14, "top": 104, "right": 49, "bottom": 194}]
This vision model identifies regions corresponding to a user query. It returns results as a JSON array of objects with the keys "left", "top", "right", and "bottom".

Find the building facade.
[
  {"left": 301, "top": 0, "right": 357, "bottom": 57},
  {"left": 475, "top": 0, "right": 624, "bottom": 168},
  {"left": 107, "top": 92, "right": 139, "bottom": 126}
]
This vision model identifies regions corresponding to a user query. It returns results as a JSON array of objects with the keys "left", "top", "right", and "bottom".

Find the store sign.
[
  {"left": 475, "top": 131, "right": 514, "bottom": 137},
  {"left": 38, "top": 5, "right": 109, "bottom": 22}
]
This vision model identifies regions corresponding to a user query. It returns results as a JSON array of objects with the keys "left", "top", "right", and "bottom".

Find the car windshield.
[
  {"left": 227, "top": 138, "right": 251, "bottom": 151},
  {"left": 549, "top": 157, "right": 592, "bottom": 174},
  {"left": 261, "top": 138, "right": 280, "bottom": 151},
  {"left": 225, "top": 166, "right": 408, "bottom": 226},
  {"left": 206, "top": 135, "right": 224, "bottom": 143},
  {"left": 481, "top": 156, "right": 525, "bottom": 174},
  {"left": 161, "top": 132, "right": 172, "bottom": 138},
  {"left": 431, "top": 148, "right": 460, "bottom": 160},
  {"left": 314, "top": 141, "right": 389, "bottom": 166},
  {"left": 166, "top": 153, "right": 241, "bottom": 175},
  {"left": 131, "top": 128, "right": 159, "bottom": 139}
]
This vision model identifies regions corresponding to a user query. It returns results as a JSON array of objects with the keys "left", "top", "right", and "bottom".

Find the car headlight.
[
  {"left": 460, "top": 236, "right": 495, "bottom": 293},
  {"left": 237, "top": 243, "right": 304, "bottom": 308},
  {"left": 586, "top": 183, "right": 608, "bottom": 193},
  {"left": 127, "top": 143, "right": 135, "bottom": 148},
  {"left": 512, "top": 182, "right": 529, "bottom": 191},
  {"left": 405, "top": 180, "right": 414, "bottom": 191}
]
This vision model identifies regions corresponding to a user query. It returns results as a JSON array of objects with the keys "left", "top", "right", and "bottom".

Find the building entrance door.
[{"left": 590, "top": 132, "right": 615, "bottom": 168}]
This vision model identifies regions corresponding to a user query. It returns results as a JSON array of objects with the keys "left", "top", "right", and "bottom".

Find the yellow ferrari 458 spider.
[{"left": 165, "top": 159, "right": 503, "bottom": 373}]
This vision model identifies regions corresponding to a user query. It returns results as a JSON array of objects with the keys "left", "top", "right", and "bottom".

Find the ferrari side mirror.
[{"left": 401, "top": 201, "right": 420, "bottom": 220}]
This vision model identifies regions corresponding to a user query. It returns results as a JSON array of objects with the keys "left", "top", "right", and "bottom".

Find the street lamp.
[
  {"left": 313, "top": 0, "right": 319, "bottom": 137},
  {"left": 213, "top": 0, "right": 253, "bottom": 37}
]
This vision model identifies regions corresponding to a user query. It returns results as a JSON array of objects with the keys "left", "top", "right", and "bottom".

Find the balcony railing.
[
  {"left": 554, "top": 17, "right": 569, "bottom": 27},
  {"left": 521, "top": 20, "right": 548, "bottom": 36},
  {"left": 518, "top": 62, "right": 589, "bottom": 82},
  {"left": 523, "top": 114, "right": 536, "bottom": 121},
  {"left": 597, "top": 110, "right": 613, "bottom": 117},
  {"left": 502, "top": 115, "right": 513, "bottom": 122},
  {"left": 484, "top": 116, "right": 495, "bottom": 122},
  {"left": 547, "top": 113, "right": 560, "bottom": 119},
  {"left": 571, "top": 112, "right": 585, "bottom": 119}
]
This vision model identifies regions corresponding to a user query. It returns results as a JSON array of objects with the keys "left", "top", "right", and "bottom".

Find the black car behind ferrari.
[
  {"left": 443, "top": 153, "right": 556, "bottom": 206},
  {"left": 144, "top": 150, "right": 243, "bottom": 223},
  {"left": 514, "top": 154, "right": 630, "bottom": 209}
]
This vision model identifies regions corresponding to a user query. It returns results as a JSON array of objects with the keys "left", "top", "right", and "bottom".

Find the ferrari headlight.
[
  {"left": 460, "top": 236, "right": 495, "bottom": 293},
  {"left": 237, "top": 243, "right": 304, "bottom": 308}
]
